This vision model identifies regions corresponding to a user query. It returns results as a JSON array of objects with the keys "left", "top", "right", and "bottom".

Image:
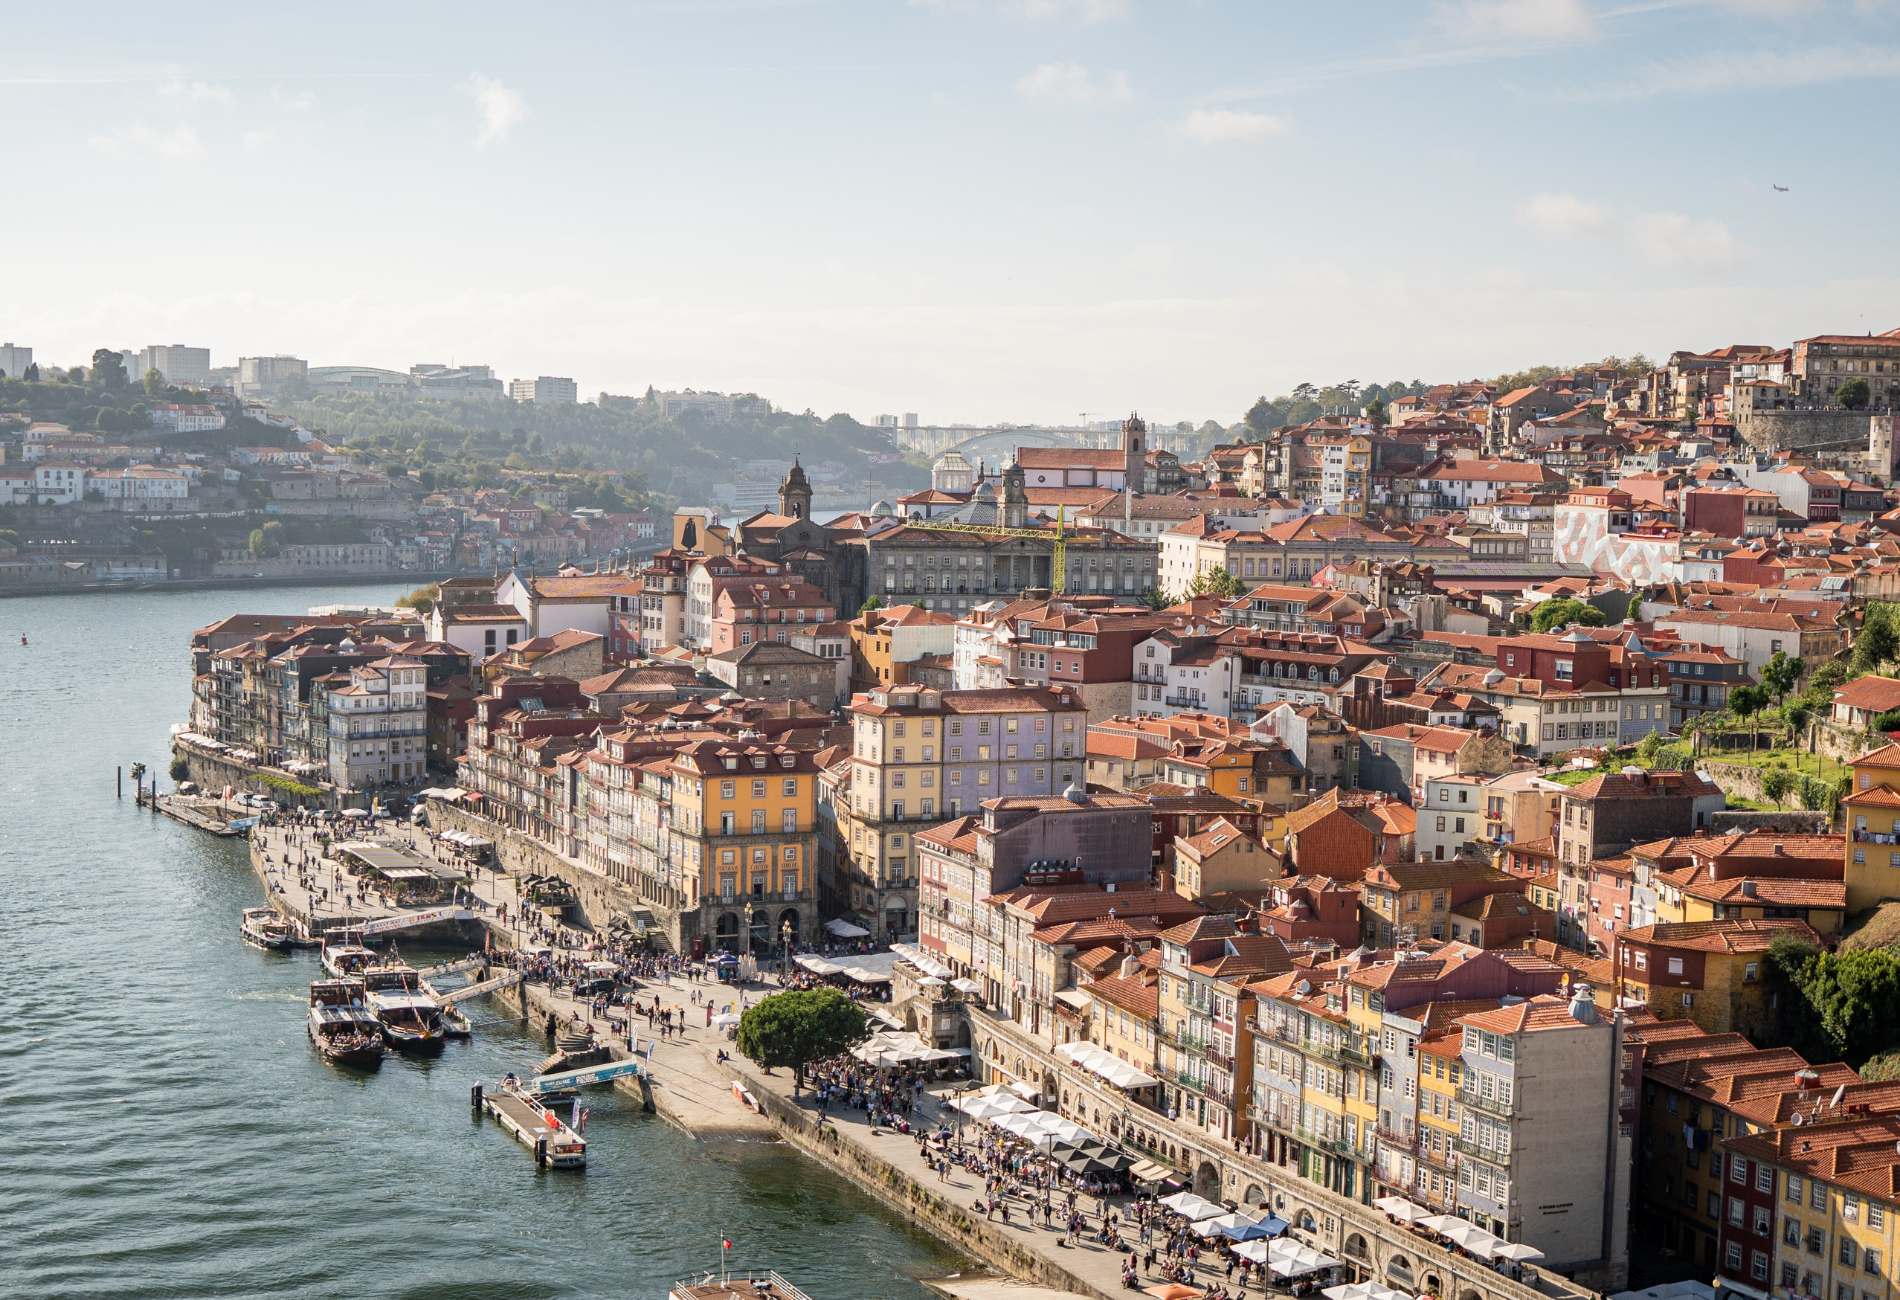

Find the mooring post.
[{"left": 118, "top": 766, "right": 123, "bottom": 799}]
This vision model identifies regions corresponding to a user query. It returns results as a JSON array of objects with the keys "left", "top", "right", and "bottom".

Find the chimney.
[
  {"left": 1119, "top": 953, "right": 1140, "bottom": 979},
  {"left": 1569, "top": 986, "right": 1599, "bottom": 1024}
]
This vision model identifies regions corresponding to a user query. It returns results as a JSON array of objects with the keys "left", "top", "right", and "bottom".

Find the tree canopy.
[
  {"left": 1186, "top": 568, "right": 1247, "bottom": 600},
  {"left": 735, "top": 988, "right": 869, "bottom": 1083},
  {"left": 1839, "top": 378, "right": 1872, "bottom": 410},
  {"left": 1528, "top": 597, "right": 1605, "bottom": 633}
]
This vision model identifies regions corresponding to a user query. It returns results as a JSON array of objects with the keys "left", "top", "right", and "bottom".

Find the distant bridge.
[{"left": 899, "top": 426, "right": 1111, "bottom": 464}]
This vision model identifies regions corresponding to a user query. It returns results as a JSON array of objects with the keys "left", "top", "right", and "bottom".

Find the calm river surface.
[{"left": 0, "top": 583, "right": 964, "bottom": 1300}]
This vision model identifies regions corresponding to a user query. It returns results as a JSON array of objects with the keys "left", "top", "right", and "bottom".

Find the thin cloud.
[
  {"left": 1517, "top": 191, "right": 1615, "bottom": 238},
  {"left": 242, "top": 129, "right": 273, "bottom": 151},
  {"left": 1432, "top": 0, "right": 1595, "bottom": 40},
  {"left": 1009, "top": 0, "right": 1129, "bottom": 20},
  {"left": 1176, "top": 107, "right": 1290, "bottom": 145},
  {"left": 461, "top": 73, "right": 527, "bottom": 145},
  {"left": 158, "top": 77, "right": 233, "bottom": 106},
  {"left": 89, "top": 123, "right": 205, "bottom": 161},
  {"left": 1545, "top": 42, "right": 1900, "bottom": 100},
  {"left": 1016, "top": 61, "right": 1131, "bottom": 106},
  {"left": 1519, "top": 190, "right": 1744, "bottom": 268},
  {"left": 1626, "top": 211, "right": 1744, "bottom": 269},
  {"left": 271, "top": 86, "right": 317, "bottom": 111}
]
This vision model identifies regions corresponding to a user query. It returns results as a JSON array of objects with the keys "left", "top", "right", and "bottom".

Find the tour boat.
[
  {"left": 240, "top": 906, "right": 293, "bottom": 951},
  {"left": 307, "top": 980, "right": 385, "bottom": 1067},
  {"left": 321, "top": 943, "right": 376, "bottom": 979},
  {"left": 360, "top": 964, "right": 447, "bottom": 1050},
  {"left": 668, "top": 1271, "right": 815, "bottom": 1300}
]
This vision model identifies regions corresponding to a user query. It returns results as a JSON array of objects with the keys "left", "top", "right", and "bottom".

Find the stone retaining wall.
[
  {"left": 174, "top": 742, "right": 357, "bottom": 811},
  {"left": 726, "top": 1066, "right": 1117, "bottom": 1300},
  {"left": 424, "top": 802, "right": 645, "bottom": 940}
]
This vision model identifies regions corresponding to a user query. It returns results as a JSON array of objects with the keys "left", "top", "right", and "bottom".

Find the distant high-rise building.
[
  {"left": 509, "top": 375, "right": 578, "bottom": 406},
  {"left": 0, "top": 342, "right": 29, "bottom": 378},
  {"left": 655, "top": 389, "right": 735, "bottom": 419},
  {"left": 139, "top": 345, "right": 212, "bottom": 387},
  {"left": 411, "top": 364, "right": 505, "bottom": 401},
  {"left": 238, "top": 355, "right": 308, "bottom": 398}
]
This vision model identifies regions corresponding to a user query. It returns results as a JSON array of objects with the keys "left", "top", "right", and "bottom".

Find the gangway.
[
  {"left": 517, "top": 1056, "right": 645, "bottom": 1095},
  {"left": 435, "top": 971, "right": 522, "bottom": 1005},
  {"left": 415, "top": 955, "right": 486, "bottom": 980}
]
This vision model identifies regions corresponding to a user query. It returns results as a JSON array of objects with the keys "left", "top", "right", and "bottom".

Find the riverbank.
[{"left": 0, "top": 570, "right": 457, "bottom": 601}]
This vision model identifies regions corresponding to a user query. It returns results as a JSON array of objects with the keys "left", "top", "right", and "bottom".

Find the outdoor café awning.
[
  {"left": 824, "top": 918, "right": 871, "bottom": 937},
  {"left": 1055, "top": 1039, "right": 1160, "bottom": 1090},
  {"left": 889, "top": 942, "right": 953, "bottom": 980},
  {"left": 1128, "top": 1159, "right": 1175, "bottom": 1184},
  {"left": 851, "top": 1031, "right": 960, "bottom": 1067}
]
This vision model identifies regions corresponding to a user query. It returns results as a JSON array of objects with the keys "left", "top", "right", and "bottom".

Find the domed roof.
[
  {"left": 870, "top": 499, "right": 896, "bottom": 517},
  {"left": 933, "top": 450, "right": 971, "bottom": 471}
]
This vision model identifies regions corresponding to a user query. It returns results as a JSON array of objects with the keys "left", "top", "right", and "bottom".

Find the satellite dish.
[
  {"left": 1792, "top": 1113, "right": 1805, "bottom": 1126},
  {"left": 1831, "top": 1084, "right": 1847, "bottom": 1109}
]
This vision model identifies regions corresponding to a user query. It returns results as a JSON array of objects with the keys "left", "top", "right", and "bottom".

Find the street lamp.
[{"left": 780, "top": 919, "right": 793, "bottom": 982}]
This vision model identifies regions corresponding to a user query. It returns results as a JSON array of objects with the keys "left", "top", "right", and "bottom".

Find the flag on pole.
[{"left": 723, "top": 1238, "right": 732, "bottom": 1251}]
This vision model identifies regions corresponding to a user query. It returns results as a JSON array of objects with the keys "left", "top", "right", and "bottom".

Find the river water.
[{"left": 0, "top": 584, "right": 965, "bottom": 1300}]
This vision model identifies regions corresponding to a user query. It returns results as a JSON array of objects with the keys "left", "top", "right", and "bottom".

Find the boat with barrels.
[
  {"left": 307, "top": 979, "right": 385, "bottom": 1067},
  {"left": 320, "top": 943, "right": 376, "bottom": 979},
  {"left": 360, "top": 963, "right": 447, "bottom": 1050}
]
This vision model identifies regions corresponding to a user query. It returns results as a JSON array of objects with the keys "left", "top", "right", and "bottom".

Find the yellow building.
[
  {"left": 1414, "top": 1033, "right": 1466, "bottom": 1213},
  {"left": 1084, "top": 962, "right": 1161, "bottom": 1070},
  {"left": 1725, "top": 1114, "right": 1900, "bottom": 1300},
  {"left": 668, "top": 738, "right": 820, "bottom": 953},
  {"left": 1845, "top": 742, "right": 1900, "bottom": 913},
  {"left": 1250, "top": 968, "right": 1364, "bottom": 1198}
]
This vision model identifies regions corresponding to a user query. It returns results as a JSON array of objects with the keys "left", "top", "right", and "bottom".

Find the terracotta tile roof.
[
  {"left": 1724, "top": 1115, "right": 1900, "bottom": 1204},
  {"left": 1085, "top": 972, "right": 1159, "bottom": 1019},
  {"left": 1458, "top": 993, "right": 1595, "bottom": 1035},
  {"left": 1622, "top": 917, "right": 1819, "bottom": 953}
]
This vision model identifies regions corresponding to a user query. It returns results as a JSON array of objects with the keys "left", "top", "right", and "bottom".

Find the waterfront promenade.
[{"left": 244, "top": 818, "right": 1595, "bottom": 1300}]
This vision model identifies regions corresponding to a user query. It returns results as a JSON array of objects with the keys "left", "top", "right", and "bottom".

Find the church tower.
[
  {"left": 779, "top": 456, "right": 812, "bottom": 521},
  {"left": 998, "top": 463, "right": 1028, "bottom": 529},
  {"left": 1123, "top": 411, "right": 1147, "bottom": 494}
]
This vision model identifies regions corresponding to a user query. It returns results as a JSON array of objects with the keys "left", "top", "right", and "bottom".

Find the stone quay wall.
[{"left": 424, "top": 802, "right": 644, "bottom": 940}]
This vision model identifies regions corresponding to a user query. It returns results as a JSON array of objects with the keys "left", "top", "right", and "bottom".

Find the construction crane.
[{"left": 898, "top": 508, "right": 1073, "bottom": 593}]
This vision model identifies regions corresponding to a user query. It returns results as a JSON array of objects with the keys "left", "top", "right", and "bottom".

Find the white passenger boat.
[
  {"left": 240, "top": 906, "right": 292, "bottom": 951},
  {"left": 321, "top": 943, "right": 376, "bottom": 979}
]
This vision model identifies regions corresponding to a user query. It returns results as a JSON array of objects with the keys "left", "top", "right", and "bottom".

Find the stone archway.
[
  {"left": 1458, "top": 1288, "right": 1482, "bottom": 1300},
  {"left": 1196, "top": 1160, "right": 1220, "bottom": 1199},
  {"left": 715, "top": 911, "right": 740, "bottom": 952},
  {"left": 1387, "top": 1255, "right": 1415, "bottom": 1289},
  {"left": 1423, "top": 1273, "right": 1442, "bottom": 1297},
  {"left": 1242, "top": 1183, "right": 1266, "bottom": 1208},
  {"left": 1042, "top": 1072, "right": 1057, "bottom": 1108},
  {"left": 1344, "top": 1232, "right": 1369, "bottom": 1261}
]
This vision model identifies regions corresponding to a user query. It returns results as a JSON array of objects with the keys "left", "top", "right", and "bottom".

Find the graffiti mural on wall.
[{"left": 1551, "top": 509, "right": 1680, "bottom": 584}]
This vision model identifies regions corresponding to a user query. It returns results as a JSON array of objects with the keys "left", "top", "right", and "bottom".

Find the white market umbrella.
[
  {"left": 1417, "top": 1214, "right": 1465, "bottom": 1235},
  {"left": 1491, "top": 1242, "right": 1545, "bottom": 1263},
  {"left": 1193, "top": 1212, "right": 1260, "bottom": 1239},
  {"left": 1441, "top": 1223, "right": 1503, "bottom": 1257},
  {"left": 1373, "top": 1196, "right": 1431, "bottom": 1225},
  {"left": 1234, "top": 1240, "right": 1274, "bottom": 1265},
  {"left": 1159, "top": 1191, "right": 1223, "bottom": 1220}
]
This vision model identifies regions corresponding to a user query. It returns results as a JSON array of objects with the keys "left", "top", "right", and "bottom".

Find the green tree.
[
  {"left": 1364, "top": 397, "right": 1388, "bottom": 429},
  {"left": 23, "top": 361, "right": 39, "bottom": 381},
  {"left": 735, "top": 988, "right": 869, "bottom": 1087},
  {"left": 1186, "top": 568, "right": 1247, "bottom": 599},
  {"left": 858, "top": 595, "right": 883, "bottom": 615},
  {"left": 1856, "top": 605, "right": 1898, "bottom": 674},
  {"left": 1761, "top": 650, "right": 1805, "bottom": 705},
  {"left": 395, "top": 582, "right": 440, "bottom": 615},
  {"left": 169, "top": 755, "right": 190, "bottom": 783},
  {"left": 1243, "top": 397, "right": 1280, "bottom": 438},
  {"left": 1143, "top": 586, "right": 1170, "bottom": 611},
  {"left": 1636, "top": 729, "right": 1666, "bottom": 767},
  {"left": 1529, "top": 597, "right": 1605, "bottom": 633},
  {"left": 1839, "top": 378, "right": 1871, "bottom": 410},
  {"left": 143, "top": 367, "right": 165, "bottom": 397},
  {"left": 1761, "top": 767, "right": 1794, "bottom": 806},
  {"left": 90, "top": 348, "right": 128, "bottom": 388}
]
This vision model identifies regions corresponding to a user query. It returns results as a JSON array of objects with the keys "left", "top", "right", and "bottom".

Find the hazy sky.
[{"left": 5, "top": 0, "right": 1897, "bottom": 425}]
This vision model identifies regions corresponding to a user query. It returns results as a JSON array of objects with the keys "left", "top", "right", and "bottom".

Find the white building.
[
  {"left": 0, "top": 466, "right": 35, "bottom": 504},
  {"left": 0, "top": 342, "right": 31, "bottom": 379},
  {"left": 89, "top": 466, "right": 190, "bottom": 502},
  {"left": 138, "top": 345, "right": 212, "bottom": 387},
  {"left": 324, "top": 654, "right": 430, "bottom": 789},
  {"left": 425, "top": 600, "right": 528, "bottom": 664},
  {"left": 237, "top": 355, "right": 308, "bottom": 398},
  {"left": 33, "top": 462, "right": 86, "bottom": 504},
  {"left": 149, "top": 404, "right": 227, "bottom": 433},
  {"left": 509, "top": 375, "right": 578, "bottom": 406}
]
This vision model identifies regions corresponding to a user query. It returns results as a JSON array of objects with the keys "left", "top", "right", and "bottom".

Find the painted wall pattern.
[{"left": 1551, "top": 507, "right": 1680, "bottom": 584}]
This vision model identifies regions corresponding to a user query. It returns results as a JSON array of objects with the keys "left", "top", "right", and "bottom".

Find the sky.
[{"left": 4, "top": 0, "right": 1899, "bottom": 427}]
